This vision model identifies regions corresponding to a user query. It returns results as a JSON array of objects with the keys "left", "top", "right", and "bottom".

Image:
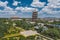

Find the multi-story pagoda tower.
[{"left": 32, "top": 9, "right": 38, "bottom": 22}]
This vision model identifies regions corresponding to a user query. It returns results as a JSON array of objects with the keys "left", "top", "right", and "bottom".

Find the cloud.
[
  {"left": 15, "top": 7, "right": 39, "bottom": 18},
  {"left": 0, "top": 1, "right": 8, "bottom": 7},
  {"left": 13, "top": 1, "right": 21, "bottom": 6},
  {"left": 0, "top": 1, "right": 36, "bottom": 18},
  {"left": 15, "top": 7, "right": 38, "bottom": 12},
  {"left": 31, "top": 0, "right": 45, "bottom": 7},
  {"left": 0, "top": 1, "right": 17, "bottom": 17},
  {"left": 39, "top": 0, "right": 60, "bottom": 14},
  {"left": 48, "top": 0, "right": 60, "bottom": 3}
]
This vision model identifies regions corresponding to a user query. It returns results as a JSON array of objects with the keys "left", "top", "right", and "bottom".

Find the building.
[
  {"left": 11, "top": 16, "right": 22, "bottom": 21},
  {"left": 10, "top": 9, "right": 38, "bottom": 22},
  {"left": 32, "top": 9, "right": 38, "bottom": 22}
]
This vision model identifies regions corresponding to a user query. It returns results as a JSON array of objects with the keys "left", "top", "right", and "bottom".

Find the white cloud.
[
  {"left": 0, "top": 1, "right": 17, "bottom": 15},
  {"left": 31, "top": 0, "right": 45, "bottom": 7},
  {"left": 13, "top": 1, "right": 21, "bottom": 6},
  {"left": 39, "top": 0, "right": 60, "bottom": 14},
  {"left": 4, "top": 7, "right": 13, "bottom": 11},
  {"left": 15, "top": 7, "right": 38, "bottom": 18},
  {"left": 0, "top": 1, "right": 8, "bottom": 7},
  {"left": 48, "top": 0, "right": 60, "bottom": 3},
  {"left": 15, "top": 7, "right": 38, "bottom": 12}
]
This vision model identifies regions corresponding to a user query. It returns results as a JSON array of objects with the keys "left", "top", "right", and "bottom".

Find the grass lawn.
[
  {"left": 2, "top": 26, "right": 25, "bottom": 39},
  {"left": 3, "top": 33, "right": 20, "bottom": 38}
]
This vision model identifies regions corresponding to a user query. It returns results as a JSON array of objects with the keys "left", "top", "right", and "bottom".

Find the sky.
[{"left": 0, "top": 0, "right": 60, "bottom": 18}]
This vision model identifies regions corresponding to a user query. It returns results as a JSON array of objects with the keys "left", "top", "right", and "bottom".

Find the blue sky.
[{"left": 0, "top": 0, "right": 60, "bottom": 18}]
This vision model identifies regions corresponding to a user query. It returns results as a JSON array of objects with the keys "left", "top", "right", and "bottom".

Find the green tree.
[{"left": 43, "top": 28, "right": 60, "bottom": 39}]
